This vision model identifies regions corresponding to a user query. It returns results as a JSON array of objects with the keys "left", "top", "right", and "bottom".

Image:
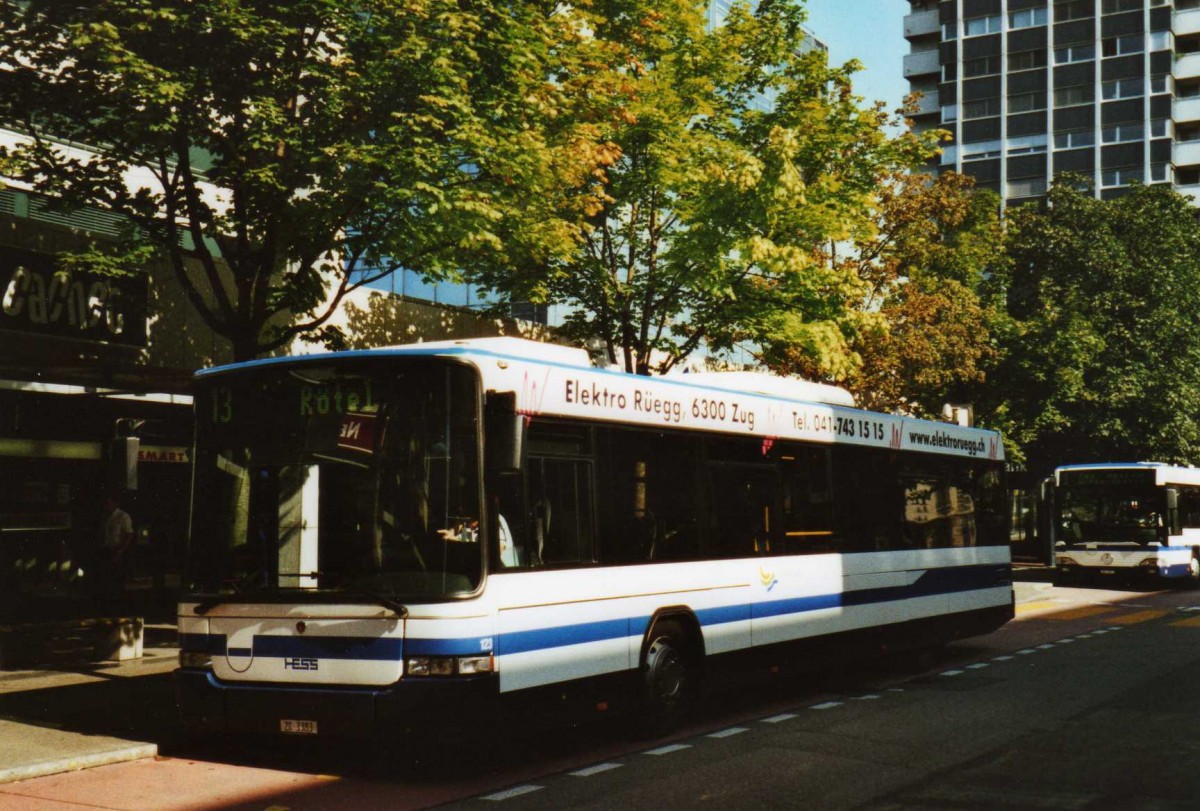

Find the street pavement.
[{"left": 0, "top": 624, "right": 177, "bottom": 784}]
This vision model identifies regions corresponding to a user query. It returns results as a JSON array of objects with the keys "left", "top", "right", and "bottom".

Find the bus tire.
[{"left": 636, "top": 621, "right": 692, "bottom": 738}]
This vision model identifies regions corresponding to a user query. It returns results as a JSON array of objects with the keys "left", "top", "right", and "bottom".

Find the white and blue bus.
[
  {"left": 1053, "top": 462, "right": 1200, "bottom": 583},
  {"left": 176, "top": 338, "right": 1012, "bottom": 738}
]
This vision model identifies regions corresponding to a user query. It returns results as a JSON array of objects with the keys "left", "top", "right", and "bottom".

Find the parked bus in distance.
[
  {"left": 176, "top": 338, "right": 1012, "bottom": 739},
  {"left": 1053, "top": 462, "right": 1200, "bottom": 584}
]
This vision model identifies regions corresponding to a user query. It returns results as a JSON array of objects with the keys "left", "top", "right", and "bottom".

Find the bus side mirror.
[{"left": 485, "top": 392, "right": 524, "bottom": 474}]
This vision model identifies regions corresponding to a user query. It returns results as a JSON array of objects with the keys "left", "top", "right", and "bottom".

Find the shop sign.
[
  {"left": 138, "top": 446, "right": 190, "bottom": 464},
  {"left": 0, "top": 246, "right": 148, "bottom": 346}
]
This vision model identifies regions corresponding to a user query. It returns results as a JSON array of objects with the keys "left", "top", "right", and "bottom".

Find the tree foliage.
[
  {"left": 840, "top": 171, "right": 1007, "bottom": 418},
  {"left": 991, "top": 180, "right": 1200, "bottom": 473},
  {"left": 0, "top": 0, "right": 612, "bottom": 360},
  {"left": 469, "top": 0, "right": 941, "bottom": 375}
]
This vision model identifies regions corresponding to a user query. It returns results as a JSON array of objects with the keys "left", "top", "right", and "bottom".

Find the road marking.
[
  {"left": 1015, "top": 600, "right": 1062, "bottom": 616},
  {"left": 1041, "top": 605, "right": 1117, "bottom": 621},
  {"left": 967, "top": 663, "right": 990, "bottom": 670},
  {"left": 1092, "top": 629, "right": 1109, "bottom": 635},
  {"left": 1105, "top": 625, "right": 1125, "bottom": 631},
  {"left": 811, "top": 701, "right": 843, "bottom": 710},
  {"left": 853, "top": 694, "right": 882, "bottom": 700},
  {"left": 888, "top": 688, "right": 905, "bottom": 693},
  {"left": 993, "top": 655, "right": 1014, "bottom": 661},
  {"left": 1180, "top": 606, "right": 1200, "bottom": 612},
  {"left": 645, "top": 744, "right": 691, "bottom": 756},
  {"left": 482, "top": 785, "right": 543, "bottom": 801},
  {"left": 1016, "top": 649, "right": 1037, "bottom": 655},
  {"left": 1075, "top": 633, "right": 1093, "bottom": 639},
  {"left": 571, "top": 763, "right": 623, "bottom": 777},
  {"left": 941, "top": 669, "right": 965, "bottom": 677},
  {"left": 762, "top": 712, "right": 798, "bottom": 723},
  {"left": 1056, "top": 638, "right": 1075, "bottom": 644},
  {"left": 1036, "top": 644, "right": 1055, "bottom": 650},
  {"left": 707, "top": 727, "right": 748, "bottom": 739}
]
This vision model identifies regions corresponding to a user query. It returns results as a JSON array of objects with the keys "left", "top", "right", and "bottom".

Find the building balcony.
[
  {"left": 1176, "top": 51, "right": 1200, "bottom": 81},
  {"left": 1176, "top": 139, "right": 1200, "bottom": 167},
  {"left": 1174, "top": 182, "right": 1200, "bottom": 203},
  {"left": 1176, "top": 8, "right": 1200, "bottom": 38},
  {"left": 904, "top": 49, "right": 940, "bottom": 79},
  {"left": 1177, "top": 96, "right": 1200, "bottom": 125},
  {"left": 904, "top": 9, "right": 940, "bottom": 39},
  {"left": 908, "top": 92, "right": 940, "bottom": 118}
]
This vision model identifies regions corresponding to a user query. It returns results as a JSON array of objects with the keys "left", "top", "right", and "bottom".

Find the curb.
[{"left": 0, "top": 742, "right": 157, "bottom": 784}]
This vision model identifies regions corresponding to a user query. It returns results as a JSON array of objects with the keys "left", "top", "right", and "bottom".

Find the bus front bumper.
[{"left": 175, "top": 668, "right": 500, "bottom": 737}]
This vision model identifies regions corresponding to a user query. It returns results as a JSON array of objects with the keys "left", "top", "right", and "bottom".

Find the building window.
[
  {"left": 942, "top": 104, "right": 959, "bottom": 123},
  {"left": 1102, "top": 122, "right": 1144, "bottom": 143},
  {"left": 964, "top": 14, "right": 1002, "bottom": 36},
  {"left": 1007, "top": 135, "right": 1048, "bottom": 155},
  {"left": 1102, "top": 0, "right": 1142, "bottom": 12},
  {"left": 962, "top": 140, "right": 1002, "bottom": 161},
  {"left": 941, "top": 145, "right": 958, "bottom": 164},
  {"left": 1056, "top": 1, "right": 1093, "bottom": 22},
  {"left": 1054, "top": 85, "right": 1094, "bottom": 107},
  {"left": 1178, "top": 166, "right": 1200, "bottom": 185},
  {"left": 1054, "top": 129, "right": 1096, "bottom": 150},
  {"left": 1151, "top": 119, "right": 1170, "bottom": 138},
  {"left": 1151, "top": 74, "right": 1170, "bottom": 94},
  {"left": 1178, "top": 78, "right": 1200, "bottom": 98},
  {"left": 1149, "top": 31, "right": 1172, "bottom": 52},
  {"left": 942, "top": 22, "right": 958, "bottom": 39},
  {"left": 1007, "top": 177, "right": 1048, "bottom": 199},
  {"left": 1054, "top": 43, "right": 1095, "bottom": 64},
  {"left": 1008, "top": 50, "right": 1047, "bottom": 72},
  {"left": 1177, "top": 122, "right": 1200, "bottom": 142},
  {"left": 1009, "top": 8, "right": 1048, "bottom": 29},
  {"left": 1102, "top": 78, "right": 1143, "bottom": 100},
  {"left": 1101, "top": 166, "right": 1144, "bottom": 187},
  {"left": 963, "top": 98, "right": 1002, "bottom": 119},
  {"left": 1008, "top": 91, "right": 1047, "bottom": 114},
  {"left": 964, "top": 56, "right": 1001, "bottom": 77},
  {"left": 943, "top": 63, "right": 957, "bottom": 82},
  {"left": 1151, "top": 163, "right": 1171, "bottom": 183},
  {"left": 1178, "top": 0, "right": 1200, "bottom": 10},
  {"left": 1102, "top": 34, "right": 1144, "bottom": 57}
]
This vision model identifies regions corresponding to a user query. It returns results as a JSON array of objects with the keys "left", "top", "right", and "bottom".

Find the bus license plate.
[{"left": 280, "top": 719, "right": 318, "bottom": 735}]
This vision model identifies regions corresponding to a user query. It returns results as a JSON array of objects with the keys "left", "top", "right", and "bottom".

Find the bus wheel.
[{"left": 637, "top": 624, "right": 690, "bottom": 738}]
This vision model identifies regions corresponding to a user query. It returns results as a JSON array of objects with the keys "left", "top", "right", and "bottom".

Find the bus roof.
[
  {"left": 1055, "top": 462, "right": 1200, "bottom": 487},
  {"left": 198, "top": 337, "right": 1004, "bottom": 462}
]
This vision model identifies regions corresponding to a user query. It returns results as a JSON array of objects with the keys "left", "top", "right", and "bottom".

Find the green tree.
[
  {"left": 470, "top": 0, "right": 941, "bottom": 375},
  {"left": 992, "top": 179, "right": 1200, "bottom": 474},
  {"left": 842, "top": 171, "right": 1007, "bottom": 418},
  {"left": 0, "top": 0, "right": 612, "bottom": 360}
]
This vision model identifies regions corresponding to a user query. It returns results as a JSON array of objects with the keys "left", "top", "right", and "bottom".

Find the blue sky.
[{"left": 803, "top": 2, "right": 910, "bottom": 114}]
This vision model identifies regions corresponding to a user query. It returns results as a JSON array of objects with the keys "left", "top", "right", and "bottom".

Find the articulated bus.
[
  {"left": 1054, "top": 462, "right": 1200, "bottom": 583},
  {"left": 175, "top": 338, "right": 1012, "bottom": 738}
]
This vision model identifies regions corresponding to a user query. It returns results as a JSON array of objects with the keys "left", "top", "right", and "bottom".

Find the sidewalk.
[{"left": 0, "top": 623, "right": 177, "bottom": 784}]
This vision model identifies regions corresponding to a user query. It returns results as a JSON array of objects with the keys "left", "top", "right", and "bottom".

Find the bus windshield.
[
  {"left": 188, "top": 358, "right": 482, "bottom": 601},
  {"left": 1057, "top": 469, "right": 1161, "bottom": 546}
]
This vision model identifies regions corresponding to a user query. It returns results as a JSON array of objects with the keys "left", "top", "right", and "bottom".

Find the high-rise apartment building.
[{"left": 904, "top": 0, "right": 1200, "bottom": 207}]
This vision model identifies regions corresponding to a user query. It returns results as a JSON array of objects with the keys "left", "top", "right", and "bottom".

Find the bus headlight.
[
  {"left": 179, "top": 651, "right": 213, "bottom": 669},
  {"left": 405, "top": 655, "right": 494, "bottom": 677},
  {"left": 1057, "top": 557, "right": 1077, "bottom": 567},
  {"left": 1139, "top": 558, "right": 1160, "bottom": 568}
]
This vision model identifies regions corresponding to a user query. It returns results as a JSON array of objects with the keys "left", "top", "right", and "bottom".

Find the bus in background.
[
  {"left": 175, "top": 337, "right": 1012, "bottom": 739},
  {"left": 1053, "top": 462, "right": 1200, "bottom": 584}
]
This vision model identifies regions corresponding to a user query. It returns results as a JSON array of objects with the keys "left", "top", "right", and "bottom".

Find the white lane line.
[
  {"left": 941, "top": 669, "right": 965, "bottom": 677},
  {"left": 645, "top": 744, "right": 691, "bottom": 756},
  {"left": 1016, "top": 649, "right": 1037, "bottom": 655},
  {"left": 967, "top": 663, "right": 990, "bottom": 670},
  {"left": 707, "top": 727, "right": 748, "bottom": 739},
  {"left": 1076, "top": 634, "right": 1093, "bottom": 639},
  {"left": 1106, "top": 626, "right": 1124, "bottom": 632},
  {"left": 853, "top": 694, "right": 882, "bottom": 700},
  {"left": 762, "top": 712, "right": 798, "bottom": 723},
  {"left": 1056, "top": 638, "right": 1076, "bottom": 644},
  {"left": 811, "top": 701, "right": 843, "bottom": 710},
  {"left": 887, "top": 688, "right": 905, "bottom": 693},
  {"left": 482, "top": 785, "right": 544, "bottom": 801},
  {"left": 993, "top": 655, "right": 1014, "bottom": 662},
  {"left": 1093, "top": 629, "right": 1108, "bottom": 635},
  {"left": 570, "top": 763, "right": 623, "bottom": 777},
  {"left": 1036, "top": 644, "right": 1055, "bottom": 650}
]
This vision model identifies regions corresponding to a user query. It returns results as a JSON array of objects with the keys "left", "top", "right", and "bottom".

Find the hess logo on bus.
[{"left": 284, "top": 658, "right": 319, "bottom": 671}]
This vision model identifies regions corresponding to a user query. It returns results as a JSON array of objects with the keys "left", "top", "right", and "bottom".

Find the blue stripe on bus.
[
  {"left": 180, "top": 564, "right": 1007, "bottom": 662},
  {"left": 1065, "top": 544, "right": 1190, "bottom": 553}
]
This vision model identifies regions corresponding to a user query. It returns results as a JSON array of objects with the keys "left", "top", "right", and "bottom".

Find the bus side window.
[
  {"left": 527, "top": 456, "right": 593, "bottom": 565},
  {"left": 776, "top": 444, "right": 836, "bottom": 555}
]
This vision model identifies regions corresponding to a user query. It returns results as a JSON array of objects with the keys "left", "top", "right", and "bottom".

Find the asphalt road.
[{"left": 4, "top": 570, "right": 1200, "bottom": 810}]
